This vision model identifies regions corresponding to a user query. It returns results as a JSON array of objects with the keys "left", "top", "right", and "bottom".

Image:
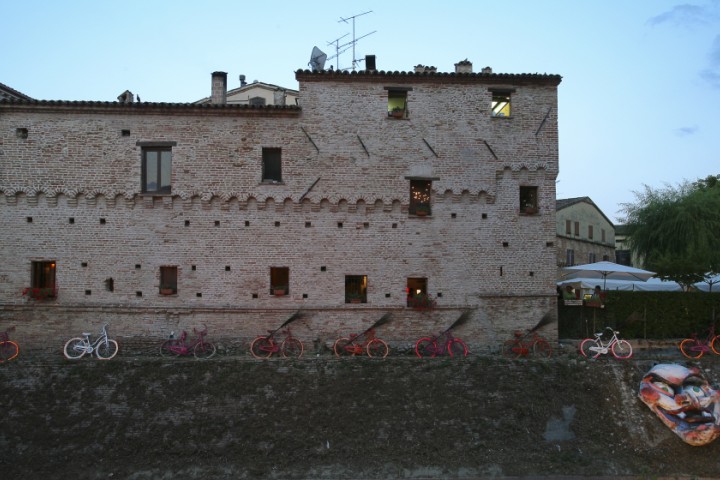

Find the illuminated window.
[
  {"left": 406, "top": 277, "right": 428, "bottom": 307},
  {"left": 491, "top": 90, "right": 512, "bottom": 117},
  {"left": 386, "top": 87, "right": 412, "bottom": 118},
  {"left": 31, "top": 261, "right": 57, "bottom": 298},
  {"left": 410, "top": 180, "right": 432, "bottom": 216}
]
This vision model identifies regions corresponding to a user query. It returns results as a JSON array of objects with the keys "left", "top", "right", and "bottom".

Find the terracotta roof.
[
  {"left": 295, "top": 69, "right": 562, "bottom": 85},
  {"left": 0, "top": 82, "right": 33, "bottom": 101},
  {"left": 0, "top": 98, "right": 301, "bottom": 113}
]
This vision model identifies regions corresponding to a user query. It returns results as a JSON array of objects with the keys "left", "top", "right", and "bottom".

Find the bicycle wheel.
[
  {"left": 532, "top": 339, "right": 553, "bottom": 358},
  {"left": 448, "top": 338, "right": 468, "bottom": 358},
  {"left": 160, "top": 339, "right": 182, "bottom": 357},
  {"left": 333, "top": 338, "right": 354, "bottom": 357},
  {"left": 366, "top": 338, "right": 389, "bottom": 358},
  {"left": 502, "top": 339, "right": 522, "bottom": 358},
  {"left": 194, "top": 341, "right": 217, "bottom": 360},
  {"left": 579, "top": 338, "right": 601, "bottom": 359},
  {"left": 679, "top": 339, "right": 704, "bottom": 359},
  {"left": 250, "top": 336, "right": 274, "bottom": 359},
  {"left": 95, "top": 339, "right": 119, "bottom": 360},
  {"left": 710, "top": 335, "right": 720, "bottom": 356},
  {"left": 611, "top": 339, "right": 633, "bottom": 359},
  {"left": 63, "top": 337, "right": 88, "bottom": 360},
  {"left": 415, "top": 337, "right": 436, "bottom": 358},
  {"left": 281, "top": 337, "right": 303, "bottom": 358},
  {"left": 0, "top": 341, "right": 19, "bottom": 362}
]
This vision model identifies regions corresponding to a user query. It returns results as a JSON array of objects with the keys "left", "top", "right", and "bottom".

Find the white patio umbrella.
[{"left": 560, "top": 261, "right": 656, "bottom": 290}]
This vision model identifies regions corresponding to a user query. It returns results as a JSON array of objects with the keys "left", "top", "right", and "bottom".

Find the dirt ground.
[{"left": 1, "top": 348, "right": 720, "bottom": 479}]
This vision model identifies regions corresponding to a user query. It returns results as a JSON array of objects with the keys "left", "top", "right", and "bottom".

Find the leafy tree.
[{"left": 620, "top": 175, "right": 720, "bottom": 289}]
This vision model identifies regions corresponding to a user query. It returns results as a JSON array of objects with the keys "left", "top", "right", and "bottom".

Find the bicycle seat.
[{"left": 82, "top": 332, "right": 91, "bottom": 337}]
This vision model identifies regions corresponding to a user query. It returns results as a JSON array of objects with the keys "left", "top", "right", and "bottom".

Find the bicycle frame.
[
  {"left": 77, "top": 327, "right": 112, "bottom": 354},
  {"left": 165, "top": 330, "right": 208, "bottom": 355}
]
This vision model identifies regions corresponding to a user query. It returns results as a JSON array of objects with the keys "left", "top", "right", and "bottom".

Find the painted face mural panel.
[{"left": 639, "top": 364, "right": 720, "bottom": 446}]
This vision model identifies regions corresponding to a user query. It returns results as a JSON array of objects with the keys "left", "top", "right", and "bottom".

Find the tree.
[{"left": 620, "top": 175, "right": 720, "bottom": 289}]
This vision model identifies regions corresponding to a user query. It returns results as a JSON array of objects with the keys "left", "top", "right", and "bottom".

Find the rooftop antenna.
[{"left": 337, "top": 10, "right": 376, "bottom": 71}]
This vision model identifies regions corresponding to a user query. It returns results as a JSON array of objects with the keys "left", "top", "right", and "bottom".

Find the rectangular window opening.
[
  {"left": 270, "top": 267, "right": 289, "bottom": 295},
  {"left": 565, "top": 220, "right": 571, "bottom": 235},
  {"left": 588, "top": 225, "right": 594, "bottom": 240},
  {"left": 142, "top": 146, "right": 172, "bottom": 194},
  {"left": 491, "top": 92, "right": 511, "bottom": 117},
  {"left": 160, "top": 266, "right": 178, "bottom": 295},
  {"left": 30, "top": 261, "right": 57, "bottom": 298},
  {"left": 406, "top": 277, "right": 428, "bottom": 307},
  {"left": 345, "top": 275, "right": 368, "bottom": 303},
  {"left": 262, "top": 147, "right": 282, "bottom": 183},
  {"left": 387, "top": 90, "right": 408, "bottom": 118},
  {"left": 519, "top": 186, "right": 538, "bottom": 214},
  {"left": 410, "top": 180, "right": 432, "bottom": 216},
  {"left": 566, "top": 249, "right": 575, "bottom": 267}
]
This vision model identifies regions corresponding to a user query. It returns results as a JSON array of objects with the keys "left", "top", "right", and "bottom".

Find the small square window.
[
  {"left": 345, "top": 275, "right": 367, "bottom": 303},
  {"left": 160, "top": 266, "right": 177, "bottom": 295},
  {"left": 262, "top": 147, "right": 282, "bottom": 183},
  {"left": 16, "top": 128, "right": 29, "bottom": 139},
  {"left": 121, "top": 129, "right": 131, "bottom": 137}
]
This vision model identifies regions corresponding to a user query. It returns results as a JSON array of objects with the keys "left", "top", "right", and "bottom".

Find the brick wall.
[{"left": 0, "top": 70, "right": 561, "bottom": 348}]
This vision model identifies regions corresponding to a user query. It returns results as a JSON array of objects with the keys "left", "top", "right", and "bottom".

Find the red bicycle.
[
  {"left": 250, "top": 327, "right": 303, "bottom": 359},
  {"left": 160, "top": 326, "right": 216, "bottom": 359},
  {"left": 679, "top": 325, "right": 720, "bottom": 359},
  {"left": 415, "top": 330, "right": 468, "bottom": 358},
  {"left": 334, "top": 328, "right": 389, "bottom": 358},
  {"left": 502, "top": 330, "right": 553, "bottom": 358},
  {"left": 0, "top": 326, "right": 19, "bottom": 363}
]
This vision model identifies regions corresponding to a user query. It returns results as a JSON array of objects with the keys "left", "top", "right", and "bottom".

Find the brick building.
[
  {"left": 555, "top": 196, "right": 615, "bottom": 271},
  {"left": 0, "top": 59, "right": 562, "bottom": 353}
]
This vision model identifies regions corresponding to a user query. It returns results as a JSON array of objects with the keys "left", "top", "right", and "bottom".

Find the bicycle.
[
  {"left": 579, "top": 327, "right": 633, "bottom": 359},
  {"left": 334, "top": 328, "right": 389, "bottom": 358},
  {"left": 250, "top": 327, "right": 303, "bottom": 359},
  {"left": 415, "top": 330, "right": 469, "bottom": 358},
  {"left": 0, "top": 326, "right": 19, "bottom": 363},
  {"left": 502, "top": 330, "right": 553, "bottom": 358},
  {"left": 160, "top": 325, "right": 216, "bottom": 359},
  {"left": 63, "top": 324, "right": 119, "bottom": 360},
  {"left": 679, "top": 324, "right": 720, "bottom": 359}
]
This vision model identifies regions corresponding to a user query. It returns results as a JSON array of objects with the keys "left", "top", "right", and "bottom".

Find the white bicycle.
[
  {"left": 579, "top": 327, "right": 633, "bottom": 359},
  {"left": 63, "top": 324, "right": 119, "bottom": 360}
]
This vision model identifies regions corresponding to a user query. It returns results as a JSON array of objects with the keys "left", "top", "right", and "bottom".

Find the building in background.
[
  {"left": 555, "top": 197, "right": 615, "bottom": 271},
  {"left": 0, "top": 58, "right": 562, "bottom": 351},
  {"left": 193, "top": 74, "right": 299, "bottom": 107},
  {"left": 0, "top": 82, "right": 32, "bottom": 102}
]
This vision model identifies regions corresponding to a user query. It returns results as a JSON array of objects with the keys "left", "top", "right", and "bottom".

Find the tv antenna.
[{"left": 335, "top": 10, "right": 376, "bottom": 71}]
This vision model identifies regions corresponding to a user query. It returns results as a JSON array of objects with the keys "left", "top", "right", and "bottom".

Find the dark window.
[
  {"left": 142, "top": 147, "right": 172, "bottom": 194},
  {"left": 601, "top": 229, "right": 606, "bottom": 242},
  {"left": 574, "top": 221, "right": 580, "bottom": 236},
  {"left": 345, "top": 275, "right": 367, "bottom": 303},
  {"left": 410, "top": 180, "right": 432, "bottom": 216},
  {"left": 407, "top": 277, "right": 428, "bottom": 307},
  {"left": 31, "top": 261, "right": 57, "bottom": 297},
  {"left": 566, "top": 249, "right": 575, "bottom": 266},
  {"left": 270, "top": 267, "right": 289, "bottom": 295},
  {"left": 262, "top": 148, "right": 282, "bottom": 182},
  {"left": 565, "top": 220, "right": 571, "bottom": 235},
  {"left": 249, "top": 96, "right": 266, "bottom": 106},
  {"left": 588, "top": 225, "right": 594, "bottom": 239},
  {"left": 519, "top": 186, "right": 538, "bottom": 214},
  {"left": 160, "top": 266, "right": 177, "bottom": 295}
]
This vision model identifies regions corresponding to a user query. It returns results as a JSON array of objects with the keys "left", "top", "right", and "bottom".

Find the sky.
[{"left": 2, "top": 0, "right": 719, "bottom": 223}]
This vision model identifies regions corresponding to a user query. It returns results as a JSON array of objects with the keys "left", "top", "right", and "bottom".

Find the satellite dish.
[{"left": 309, "top": 46, "right": 327, "bottom": 71}]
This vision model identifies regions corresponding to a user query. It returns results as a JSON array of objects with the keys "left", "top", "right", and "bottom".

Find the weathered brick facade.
[{"left": 0, "top": 64, "right": 562, "bottom": 353}]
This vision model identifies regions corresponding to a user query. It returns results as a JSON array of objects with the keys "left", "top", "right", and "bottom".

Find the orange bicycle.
[
  {"left": 679, "top": 325, "right": 720, "bottom": 359},
  {"left": 502, "top": 329, "right": 553, "bottom": 358},
  {"left": 0, "top": 326, "right": 19, "bottom": 363},
  {"left": 334, "top": 328, "right": 389, "bottom": 358}
]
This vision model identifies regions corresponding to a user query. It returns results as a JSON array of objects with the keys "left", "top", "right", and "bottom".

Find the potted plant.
[
  {"left": 347, "top": 292, "right": 364, "bottom": 304},
  {"left": 22, "top": 287, "right": 56, "bottom": 300},
  {"left": 159, "top": 285, "right": 175, "bottom": 295},
  {"left": 390, "top": 106, "right": 405, "bottom": 119},
  {"left": 273, "top": 285, "right": 287, "bottom": 296},
  {"left": 522, "top": 204, "right": 538, "bottom": 215},
  {"left": 408, "top": 293, "right": 436, "bottom": 311},
  {"left": 414, "top": 204, "right": 431, "bottom": 216}
]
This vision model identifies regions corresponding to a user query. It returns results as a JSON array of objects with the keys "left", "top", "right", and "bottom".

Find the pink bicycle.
[{"left": 160, "top": 325, "right": 216, "bottom": 359}]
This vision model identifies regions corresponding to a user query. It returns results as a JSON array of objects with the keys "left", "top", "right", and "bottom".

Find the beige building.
[
  {"left": 193, "top": 73, "right": 299, "bottom": 106},
  {"left": 555, "top": 197, "right": 615, "bottom": 271},
  {"left": 0, "top": 58, "right": 562, "bottom": 352}
]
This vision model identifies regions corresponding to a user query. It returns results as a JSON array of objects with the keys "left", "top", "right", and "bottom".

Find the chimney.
[
  {"left": 414, "top": 64, "right": 437, "bottom": 73},
  {"left": 365, "top": 55, "right": 376, "bottom": 71},
  {"left": 211, "top": 71, "right": 227, "bottom": 105},
  {"left": 481, "top": 66, "right": 493, "bottom": 74},
  {"left": 454, "top": 59, "right": 473, "bottom": 74},
  {"left": 239, "top": 74, "right": 247, "bottom": 87}
]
